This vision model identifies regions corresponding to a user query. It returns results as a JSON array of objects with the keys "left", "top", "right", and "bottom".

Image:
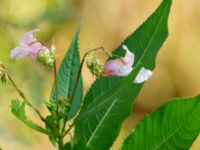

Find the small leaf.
[
  {"left": 45, "top": 115, "right": 59, "bottom": 146},
  {"left": 50, "top": 26, "right": 83, "bottom": 119},
  {"left": 11, "top": 99, "right": 48, "bottom": 134},
  {"left": 121, "top": 95, "right": 200, "bottom": 150},
  {"left": 74, "top": 0, "right": 172, "bottom": 149}
]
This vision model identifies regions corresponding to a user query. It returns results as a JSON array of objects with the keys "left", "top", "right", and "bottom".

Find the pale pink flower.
[
  {"left": 101, "top": 45, "right": 134, "bottom": 76},
  {"left": 101, "top": 44, "right": 153, "bottom": 84},
  {"left": 10, "top": 29, "right": 49, "bottom": 60}
]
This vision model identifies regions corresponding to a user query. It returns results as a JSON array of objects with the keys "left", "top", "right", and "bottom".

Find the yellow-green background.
[{"left": 0, "top": 0, "right": 200, "bottom": 149}]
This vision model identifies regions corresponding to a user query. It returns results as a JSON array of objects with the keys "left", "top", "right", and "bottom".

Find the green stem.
[
  {"left": 61, "top": 47, "right": 107, "bottom": 134},
  {"left": 2, "top": 65, "right": 46, "bottom": 122},
  {"left": 62, "top": 123, "right": 75, "bottom": 137},
  {"left": 54, "top": 57, "right": 59, "bottom": 102},
  {"left": 53, "top": 58, "right": 65, "bottom": 150},
  {"left": 58, "top": 136, "right": 64, "bottom": 150},
  {"left": 1, "top": 64, "right": 60, "bottom": 144},
  {"left": 53, "top": 58, "right": 60, "bottom": 132}
]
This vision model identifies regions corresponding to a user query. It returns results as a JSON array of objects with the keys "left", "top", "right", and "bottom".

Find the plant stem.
[
  {"left": 61, "top": 46, "right": 107, "bottom": 134},
  {"left": 62, "top": 123, "right": 75, "bottom": 137},
  {"left": 58, "top": 136, "right": 64, "bottom": 150},
  {"left": 54, "top": 58, "right": 59, "bottom": 102},
  {"left": 1, "top": 64, "right": 60, "bottom": 144},
  {"left": 53, "top": 58, "right": 61, "bottom": 136},
  {"left": 1, "top": 65, "right": 46, "bottom": 122}
]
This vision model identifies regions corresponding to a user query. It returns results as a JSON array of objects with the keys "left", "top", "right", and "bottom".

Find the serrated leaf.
[
  {"left": 74, "top": 0, "right": 172, "bottom": 149},
  {"left": 50, "top": 26, "right": 83, "bottom": 119},
  {"left": 121, "top": 95, "right": 200, "bottom": 150},
  {"left": 11, "top": 99, "right": 48, "bottom": 134}
]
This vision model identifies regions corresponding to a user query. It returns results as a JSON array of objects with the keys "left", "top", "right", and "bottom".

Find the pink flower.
[
  {"left": 10, "top": 29, "right": 49, "bottom": 60},
  {"left": 101, "top": 44, "right": 153, "bottom": 84},
  {"left": 101, "top": 45, "right": 134, "bottom": 76}
]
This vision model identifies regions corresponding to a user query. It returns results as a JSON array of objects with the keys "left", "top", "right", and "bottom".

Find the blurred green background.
[{"left": 0, "top": 0, "right": 200, "bottom": 149}]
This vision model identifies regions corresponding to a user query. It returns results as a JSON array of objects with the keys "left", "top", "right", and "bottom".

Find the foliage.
[
  {"left": 74, "top": 0, "right": 171, "bottom": 149},
  {"left": 11, "top": 99, "right": 48, "bottom": 134},
  {"left": 2, "top": 0, "right": 200, "bottom": 150},
  {"left": 121, "top": 95, "right": 200, "bottom": 150},
  {"left": 50, "top": 26, "right": 83, "bottom": 119}
]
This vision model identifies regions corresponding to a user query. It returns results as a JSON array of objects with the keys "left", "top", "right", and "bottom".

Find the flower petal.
[
  {"left": 134, "top": 67, "right": 153, "bottom": 84},
  {"left": 101, "top": 59, "right": 123, "bottom": 76},
  {"left": 122, "top": 44, "right": 135, "bottom": 67},
  {"left": 19, "top": 29, "right": 40, "bottom": 47},
  {"left": 118, "top": 65, "right": 133, "bottom": 76},
  {"left": 101, "top": 45, "right": 135, "bottom": 77},
  {"left": 10, "top": 47, "right": 29, "bottom": 59},
  {"left": 28, "top": 42, "right": 49, "bottom": 59},
  {"left": 51, "top": 42, "right": 56, "bottom": 52}
]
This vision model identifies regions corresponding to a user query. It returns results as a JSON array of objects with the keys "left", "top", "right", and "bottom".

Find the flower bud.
[
  {"left": 0, "top": 69, "right": 6, "bottom": 84},
  {"left": 86, "top": 59, "right": 104, "bottom": 77},
  {"left": 46, "top": 52, "right": 55, "bottom": 68},
  {"left": 37, "top": 50, "right": 55, "bottom": 69}
]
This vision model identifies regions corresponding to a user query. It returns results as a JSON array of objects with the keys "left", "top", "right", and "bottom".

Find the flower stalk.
[
  {"left": 0, "top": 64, "right": 46, "bottom": 122},
  {"left": 52, "top": 57, "right": 64, "bottom": 149},
  {"left": 61, "top": 46, "right": 109, "bottom": 134}
]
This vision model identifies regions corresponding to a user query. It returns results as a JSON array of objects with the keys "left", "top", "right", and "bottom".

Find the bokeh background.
[{"left": 0, "top": 0, "right": 200, "bottom": 149}]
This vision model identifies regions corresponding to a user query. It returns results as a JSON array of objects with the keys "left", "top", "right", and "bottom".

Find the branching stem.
[
  {"left": 0, "top": 64, "right": 46, "bottom": 122},
  {"left": 61, "top": 46, "right": 108, "bottom": 134}
]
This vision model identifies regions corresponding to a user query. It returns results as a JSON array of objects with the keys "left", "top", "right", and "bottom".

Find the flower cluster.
[{"left": 10, "top": 29, "right": 55, "bottom": 68}]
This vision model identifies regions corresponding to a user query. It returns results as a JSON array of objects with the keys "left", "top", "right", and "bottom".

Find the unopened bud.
[
  {"left": 86, "top": 59, "right": 103, "bottom": 77},
  {"left": 46, "top": 52, "right": 55, "bottom": 68},
  {"left": 37, "top": 50, "right": 55, "bottom": 69}
]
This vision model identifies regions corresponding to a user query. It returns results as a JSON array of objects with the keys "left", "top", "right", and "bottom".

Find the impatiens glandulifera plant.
[{"left": 1, "top": 0, "right": 200, "bottom": 149}]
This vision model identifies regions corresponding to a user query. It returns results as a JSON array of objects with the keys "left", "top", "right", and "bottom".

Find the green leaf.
[
  {"left": 74, "top": 0, "right": 172, "bottom": 149},
  {"left": 121, "top": 95, "right": 200, "bottom": 150},
  {"left": 11, "top": 99, "right": 48, "bottom": 134},
  {"left": 50, "top": 26, "right": 83, "bottom": 119}
]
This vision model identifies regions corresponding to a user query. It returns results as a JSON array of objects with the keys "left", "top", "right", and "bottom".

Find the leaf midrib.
[
  {"left": 66, "top": 40, "right": 78, "bottom": 97},
  {"left": 76, "top": 66, "right": 140, "bottom": 123},
  {"left": 77, "top": 1, "right": 168, "bottom": 122},
  {"left": 86, "top": 99, "right": 118, "bottom": 147},
  {"left": 137, "top": 0, "right": 169, "bottom": 65},
  {"left": 153, "top": 101, "right": 200, "bottom": 150}
]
